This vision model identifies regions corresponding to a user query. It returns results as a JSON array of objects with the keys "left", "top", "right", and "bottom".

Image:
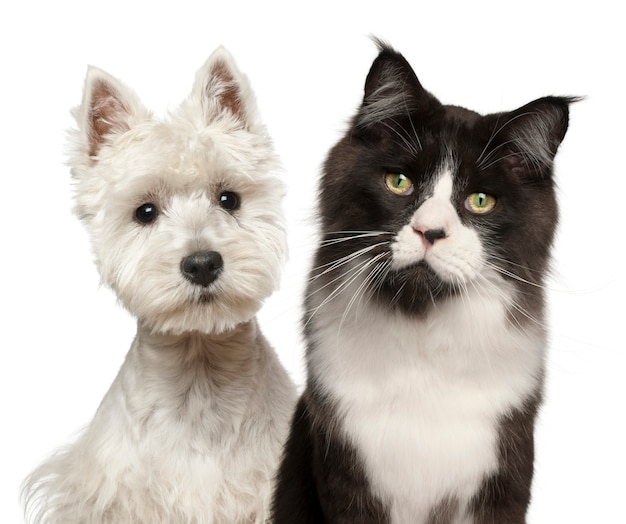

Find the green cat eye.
[
  {"left": 385, "top": 173, "right": 414, "bottom": 195},
  {"left": 465, "top": 192, "right": 497, "bottom": 214}
]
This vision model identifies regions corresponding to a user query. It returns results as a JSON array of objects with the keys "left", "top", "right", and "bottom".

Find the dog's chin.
[{"left": 137, "top": 293, "right": 264, "bottom": 337}]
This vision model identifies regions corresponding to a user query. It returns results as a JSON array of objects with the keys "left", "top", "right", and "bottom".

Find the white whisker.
[
  {"left": 310, "top": 241, "right": 390, "bottom": 282},
  {"left": 340, "top": 253, "right": 389, "bottom": 328},
  {"left": 483, "top": 259, "right": 544, "bottom": 289},
  {"left": 305, "top": 255, "right": 381, "bottom": 327},
  {"left": 319, "top": 231, "right": 393, "bottom": 247},
  {"left": 474, "top": 271, "right": 547, "bottom": 332},
  {"left": 476, "top": 112, "right": 533, "bottom": 167},
  {"left": 379, "top": 118, "right": 421, "bottom": 157}
]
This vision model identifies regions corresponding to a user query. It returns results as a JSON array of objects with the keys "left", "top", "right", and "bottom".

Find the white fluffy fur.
[
  {"left": 22, "top": 47, "right": 296, "bottom": 523},
  {"left": 309, "top": 170, "right": 546, "bottom": 523}
]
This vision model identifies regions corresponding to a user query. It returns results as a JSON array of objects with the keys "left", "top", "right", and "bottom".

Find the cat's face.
[{"left": 309, "top": 44, "right": 572, "bottom": 317}]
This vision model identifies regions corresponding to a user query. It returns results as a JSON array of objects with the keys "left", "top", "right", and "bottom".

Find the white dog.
[{"left": 22, "top": 47, "right": 296, "bottom": 523}]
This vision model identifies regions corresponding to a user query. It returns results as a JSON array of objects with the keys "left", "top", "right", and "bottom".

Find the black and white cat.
[{"left": 272, "top": 42, "right": 574, "bottom": 523}]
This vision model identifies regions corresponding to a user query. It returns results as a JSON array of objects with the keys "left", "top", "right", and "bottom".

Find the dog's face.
[{"left": 69, "top": 48, "right": 286, "bottom": 335}]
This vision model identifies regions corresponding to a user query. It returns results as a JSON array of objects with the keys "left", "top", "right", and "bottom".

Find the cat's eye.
[
  {"left": 135, "top": 203, "right": 159, "bottom": 224},
  {"left": 385, "top": 173, "right": 414, "bottom": 195},
  {"left": 465, "top": 192, "right": 497, "bottom": 214},
  {"left": 218, "top": 191, "right": 240, "bottom": 211}
]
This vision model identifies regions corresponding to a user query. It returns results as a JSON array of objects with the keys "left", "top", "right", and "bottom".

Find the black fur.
[
  {"left": 272, "top": 393, "right": 389, "bottom": 523},
  {"left": 469, "top": 389, "right": 542, "bottom": 523},
  {"left": 272, "top": 41, "right": 573, "bottom": 523}
]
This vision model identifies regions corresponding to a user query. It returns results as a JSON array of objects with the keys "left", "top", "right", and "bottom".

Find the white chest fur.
[
  {"left": 309, "top": 279, "right": 545, "bottom": 523},
  {"left": 25, "top": 321, "right": 296, "bottom": 524}
]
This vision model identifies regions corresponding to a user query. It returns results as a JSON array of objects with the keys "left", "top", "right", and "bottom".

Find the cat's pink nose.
[{"left": 414, "top": 227, "right": 447, "bottom": 246}]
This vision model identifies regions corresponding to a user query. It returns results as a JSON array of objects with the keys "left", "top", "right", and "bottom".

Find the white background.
[{"left": 1, "top": 1, "right": 623, "bottom": 522}]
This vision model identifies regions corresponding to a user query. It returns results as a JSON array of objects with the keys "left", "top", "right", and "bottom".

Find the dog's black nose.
[{"left": 180, "top": 251, "right": 223, "bottom": 287}]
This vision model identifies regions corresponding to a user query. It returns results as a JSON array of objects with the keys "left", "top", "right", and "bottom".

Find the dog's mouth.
[{"left": 195, "top": 290, "right": 215, "bottom": 304}]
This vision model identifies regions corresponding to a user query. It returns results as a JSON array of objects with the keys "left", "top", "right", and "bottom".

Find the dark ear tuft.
[
  {"left": 363, "top": 39, "right": 422, "bottom": 101},
  {"left": 356, "top": 40, "right": 434, "bottom": 129},
  {"left": 480, "top": 96, "right": 579, "bottom": 176}
]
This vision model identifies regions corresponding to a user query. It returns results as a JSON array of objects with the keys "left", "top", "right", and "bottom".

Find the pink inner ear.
[
  {"left": 501, "top": 150, "right": 528, "bottom": 177},
  {"left": 210, "top": 61, "right": 242, "bottom": 120},
  {"left": 88, "top": 80, "right": 128, "bottom": 157}
]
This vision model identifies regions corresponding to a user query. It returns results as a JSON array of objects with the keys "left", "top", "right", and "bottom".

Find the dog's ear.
[
  {"left": 190, "top": 46, "right": 259, "bottom": 128},
  {"left": 78, "top": 67, "right": 150, "bottom": 159}
]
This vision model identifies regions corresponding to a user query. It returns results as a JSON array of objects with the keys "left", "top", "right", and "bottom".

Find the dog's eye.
[
  {"left": 218, "top": 191, "right": 240, "bottom": 211},
  {"left": 135, "top": 203, "right": 159, "bottom": 224}
]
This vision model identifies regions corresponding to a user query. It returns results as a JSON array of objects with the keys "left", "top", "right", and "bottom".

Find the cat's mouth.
[
  {"left": 393, "top": 260, "right": 439, "bottom": 280},
  {"left": 385, "top": 261, "right": 445, "bottom": 294},
  {"left": 380, "top": 261, "right": 460, "bottom": 313}
]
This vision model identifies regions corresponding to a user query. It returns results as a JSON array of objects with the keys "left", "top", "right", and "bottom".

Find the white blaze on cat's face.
[{"left": 391, "top": 170, "right": 484, "bottom": 284}]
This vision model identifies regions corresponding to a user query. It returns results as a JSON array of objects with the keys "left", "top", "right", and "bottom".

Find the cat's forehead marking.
[
  {"left": 411, "top": 169, "right": 457, "bottom": 234},
  {"left": 431, "top": 170, "right": 454, "bottom": 202}
]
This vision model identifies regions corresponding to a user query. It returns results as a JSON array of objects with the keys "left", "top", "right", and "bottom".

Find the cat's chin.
[
  {"left": 392, "top": 260, "right": 441, "bottom": 285},
  {"left": 380, "top": 262, "right": 458, "bottom": 315}
]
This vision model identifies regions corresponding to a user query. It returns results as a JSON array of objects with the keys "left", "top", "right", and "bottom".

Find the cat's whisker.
[
  {"left": 476, "top": 112, "right": 534, "bottom": 167},
  {"left": 426, "top": 282, "right": 438, "bottom": 308},
  {"left": 324, "top": 258, "right": 380, "bottom": 313},
  {"left": 468, "top": 277, "right": 524, "bottom": 347},
  {"left": 478, "top": 150, "right": 523, "bottom": 172},
  {"left": 406, "top": 113, "right": 423, "bottom": 152},
  {"left": 487, "top": 256, "right": 606, "bottom": 296},
  {"left": 475, "top": 114, "right": 503, "bottom": 167},
  {"left": 477, "top": 137, "right": 514, "bottom": 168},
  {"left": 479, "top": 111, "right": 556, "bottom": 175},
  {"left": 319, "top": 231, "right": 394, "bottom": 247},
  {"left": 310, "top": 242, "right": 390, "bottom": 282},
  {"left": 457, "top": 276, "right": 471, "bottom": 310},
  {"left": 340, "top": 254, "right": 390, "bottom": 329},
  {"left": 463, "top": 277, "right": 502, "bottom": 375},
  {"left": 486, "top": 255, "right": 543, "bottom": 274},
  {"left": 387, "top": 272, "right": 408, "bottom": 308},
  {"left": 371, "top": 259, "right": 392, "bottom": 298},
  {"left": 478, "top": 137, "right": 538, "bottom": 172},
  {"left": 306, "top": 257, "right": 371, "bottom": 303},
  {"left": 305, "top": 255, "right": 383, "bottom": 327},
  {"left": 379, "top": 118, "right": 421, "bottom": 157},
  {"left": 482, "top": 259, "right": 546, "bottom": 290},
  {"left": 473, "top": 272, "right": 547, "bottom": 333}
]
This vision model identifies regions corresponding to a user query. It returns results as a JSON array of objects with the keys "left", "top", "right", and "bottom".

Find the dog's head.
[{"left": 68, "top": 47, "right": 286, "bottom": 335}]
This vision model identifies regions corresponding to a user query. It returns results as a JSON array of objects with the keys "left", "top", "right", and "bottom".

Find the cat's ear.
[
  {"left": 356, "top": 40, "right": 436, "bottom": 129},
  {"left": 188, "top": 46, "right": 259, "bottom": 128},
  {"left": 485, "top": 96, "right": 578, "bottom": 177},
  {"left": 77, "top": 67, "right": 151, "bottom": 160}
]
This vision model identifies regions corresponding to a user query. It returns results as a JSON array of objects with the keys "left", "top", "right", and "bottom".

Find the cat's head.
[{"left": 311, "top": 41, "right": 574, "bottom": 317}]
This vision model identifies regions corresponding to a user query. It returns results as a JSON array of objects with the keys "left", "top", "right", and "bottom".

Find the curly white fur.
[{"left": 22, "top": 47, "right": 296, "bottom": 524}]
